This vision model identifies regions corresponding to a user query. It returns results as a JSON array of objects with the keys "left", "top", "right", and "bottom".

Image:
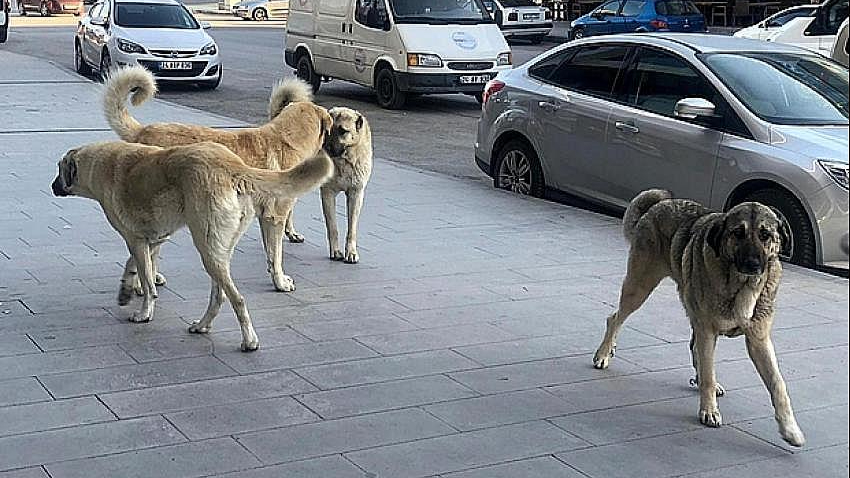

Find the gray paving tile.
[
  {"left": 206, "top": 325, "right": 311, "bottom": 349},
  {"left": 0, "top": 397, "right": 115, "bottom": 438},
  {"left": 165, "top": 396, "right": 319, "bottom": 440},
  {"left": 45, "top": 437, "right": 260, "bottom": 478},
  {"left": 27, "top": 318, "right": 195, "bottom": 352},
  {"left": 449, "top": 355, "right": 646, "bottom": 394},
  {"left": 0, "top": 416, "right": 184, "bottom": 471},
  {"left": 555, "top": 427, "right": 785, "bottom": 478},
  {"left": 215, "top": 340, "right": 377, "bottom": 373},
  {"left": 99, "top": 370, "right": 316, "bottom": 418},
  {"left": 39, "top": 356, "right": 235, "bottom": 398},
  {"left": 684, "top": 444, "right": 848, "bottom": 478},
  {"left": 441, "top": 456, "right": 585, "bottom": 478},
  {"left": 236, "top": 408, "right": 455, "bottom": 465},
  {"left": 356, "top": 323, "right": 518, "bottom": 355},
  {"left": 425, "top": 389, "right": 577, "bottom": 431},
  {"left": 0, "top": 345, "right": 135, "bottom": 380},
  {"left": 0, "top": 308, "right": 118, "bottom": 335},
  {"left": 735, "top": 374, "right": 849, "bottom": 413},
  {"left": 296, "top": 375, "right": 477, "bottom": 419},
  {"left": 0, "top": 334, "right": 39, "bottom": 358},
  {"left": 733, "top": 405, "right": 848, "bottom": 451},
  {"left": 388, "top": 287, "right": 506, "bottom": 311},
  {"left": 211, "top": 455, "right": 367, "bottom": 478},
  {"left": 346, "top": 421, "right": 588, "bottom": 478},
  {"left": 296, "top": 350, "right": 480, "bottom": 389},
  {"left": 0, "top": 468, "right": 48, "bottom": 478},
  {"left": 290, "top": 314, "right": 417, "bottom": 341},
  {"left": 0, "top": 378, "right": 51, "bottom": 407}
]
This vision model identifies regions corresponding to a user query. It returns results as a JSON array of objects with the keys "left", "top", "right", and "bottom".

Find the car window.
[
  {"left": 549, "top": 45, "right": 630, "bottom": 99},
  {"left": 88, "top": 2, "right": 103, "bottom": 18},
  {"left": 655, "top": 0, "right": 699, "bottom": 15},
  {"left": 595, "top": 0, "right": 621, "bottom": 16},
  {"left": 115, "top": 2, "right": 199, "bottom": 29},
  {"left": 825, "top": 0, "right": 849, "bottom": 33},
  {"left": 355, "top": 0, "right": 389, "bottom": 28},
  {"left": 528, "top": 48, "right": 574, "bottom": 80},
  {"left": 769, "top": 8, "right": 814, "bottom": 27},
  {"left": 621, "top": 0, "right": 645, "bottom": 16}
]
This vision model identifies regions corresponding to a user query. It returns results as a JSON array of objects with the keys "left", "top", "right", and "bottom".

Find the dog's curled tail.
[
  {"left": 102, "top": 66, "right": 157, "bottom": 141},
  {"left": 268, "top": 77, "right": 314, "bottom": 120},
  {"left": 247, "top": 151, "right": 333, "bottom": 200},
  {"left": 623, "top": 189, "right": 672, "bottom": 241}
]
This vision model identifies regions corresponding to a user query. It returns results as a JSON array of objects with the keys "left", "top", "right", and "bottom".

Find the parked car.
[
  {"left": 19, "top": 0, "right": 82, "bottom": 16},
  {"left": 232, "top": 0, "right": 288, "bottom": 20},
  {"left": 74, "top": 0, "right": 222, "bottom": 89},
  {"left": 569, "top": 0, "right": 706, "bottom": 40},
  {"left": 766, "top": 0, "right": 848, "bottom": 56},
  {"left": 733, "top": 4, "right": 817, "bottom": 41},
  {"left": 482, "top": 0, "right": 552, "bottom": 43},
  {"left": 475, "top": 34, "right": 849, "bottom": 269},
  {"left": 1, "top": 0, "right": 9, "bottom": 43}
]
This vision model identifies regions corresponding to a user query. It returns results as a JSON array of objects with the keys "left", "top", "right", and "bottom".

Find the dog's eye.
[
  {"left": 734, "top": 227, "right": 746, "bottom": 239},
  {"left": 759, "top": 228, "right": 771, "bottom": 241}
]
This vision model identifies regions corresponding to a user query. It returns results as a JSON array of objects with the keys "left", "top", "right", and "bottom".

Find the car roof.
[
  {"left": 575, "top": 33, "right": 812, "bottom": 55},
  {"left": 114, "top": 0, "right": 183, "bottom": 5}
]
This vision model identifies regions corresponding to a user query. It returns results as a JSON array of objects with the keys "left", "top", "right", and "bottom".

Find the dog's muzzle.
[
  {"left": 51, "top": 176, "right": 70, "bottom": 197},
  {"left": 736, "top": 257, "right": 764, "bottom": 276}
]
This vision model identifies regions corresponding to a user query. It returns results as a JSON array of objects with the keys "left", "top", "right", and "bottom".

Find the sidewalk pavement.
[{"left": 0, "top": 49, "right": 848, "bottom": 477}]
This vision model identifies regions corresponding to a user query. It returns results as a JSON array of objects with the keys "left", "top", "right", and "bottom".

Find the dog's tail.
[
  {"left": 102, "top": 66, "right": 157, "bottom": 141},
  {"left": 268, "top": 77, "right": 314, "bottom": 120},
  {"left": 245, "top": 151, "right": 333, "bottom": 200},
  {"left": 623, "top": 189, "right": 672, "bottom": 241}
]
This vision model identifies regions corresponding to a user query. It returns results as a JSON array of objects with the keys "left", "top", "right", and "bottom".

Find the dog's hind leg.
[
  {"left": 693, "top": 328, "right": 722, "bottom": 427},
  {"left": 283, "top": 199, "right": 305, "bottom": 243},
  {"left": 259, "top": 205, "right": 295, "bottom": 292},
  {"left": 689, "top": 332, "right": 726, "bottom": 397},
  {"left": 343, "top": 187, "right": 364, "bottom": 264},
  {"left": 150, "top": 242, "right": 167, "bottom": 287},
  {"left": 745, "top": 334, "right": 805, "bottom": 446},
  {"left": 321, "top": 187, "right": 343, "bottom": 261},
  {"left": 127, "top": 241, "right": 156, "bottom": 323},
  {"left": 593, "top": 254, "right": 665, "bottom": 369},
  {"left": 188, "top": 280, "right": 224, "bottom": 334}
]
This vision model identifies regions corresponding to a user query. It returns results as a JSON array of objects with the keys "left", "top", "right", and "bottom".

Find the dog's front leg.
[
  {"left": 693, "top": 329, "right": 722, "bottom": 427},
  {"left": 745, "top": 334, "right": 805, "bottom": 446},
  {"left": 259, "top": 211, "right": 294, "bottom": 292},
  {"left": 321, "top": 187, "right": 343, "bottom": 261},
  {"left": 118, "top": 256, "right": 137, "bottom": 306},
  {"left": 343, "top": 187, "right": 364, "bottom": 264},
  {"left": 127, "top": 241, "right": 156, "bottom": 323}
]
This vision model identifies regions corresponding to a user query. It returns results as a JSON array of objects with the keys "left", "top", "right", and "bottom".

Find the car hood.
[
  {"left": 770, "top": 125, "right": 849, "bottom": 162},
  {"left": 397, "top": 24, "right": 510, "bottom": 60},
  {"left": 113, "top": 26, "right": 211, "bottom": 50}
]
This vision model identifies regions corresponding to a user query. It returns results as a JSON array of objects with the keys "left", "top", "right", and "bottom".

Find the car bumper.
[
  {"left": 812, "top": 182, "right": 849, "bottom": 268},
  {"left": 500, "top": 22, "right": 553, "bottom": 37},
  {"left": 114, "top": 52, "right": 222, "bottom": 82},
  {"left": 395, "top": 71, "right": 500, "bottom": 94},
  {"left": 234, "top": 8, "right": 250, "bottom": 18}
]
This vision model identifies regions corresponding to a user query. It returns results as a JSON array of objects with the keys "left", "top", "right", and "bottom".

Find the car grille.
[
  {"left": 148, "top": 49, "right": 198, "bottom": 58},
  {"left": 447, "top": 61, "right": 494, "bottom": 71},
  {"left": 138, "top": 60, "right": 209, "bottom": 77}
]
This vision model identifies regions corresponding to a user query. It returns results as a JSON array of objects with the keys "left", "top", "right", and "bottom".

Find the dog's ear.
[
  {"left": 61, "top": 149, "right": 79, "bottom": 188},
  {"left": 706, "top": 218, "right": 725, "bottom": 258},
  {"left": 355, "top": 113, "right": 364, "bottom": 132}
]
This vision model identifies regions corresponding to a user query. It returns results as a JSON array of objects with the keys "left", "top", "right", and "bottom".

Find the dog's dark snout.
[
  {"left": 738, "top": 257, "right": 764, "bottom": 275},
  {"left": 51, "top": 176, "right": 68, "bottom": 197}
]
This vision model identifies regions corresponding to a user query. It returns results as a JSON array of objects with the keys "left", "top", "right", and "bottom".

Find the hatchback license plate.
[
  {"left": 460, "top": 74, "right": 490, "bottom": 84},
  {"left": 523, "top": 13, "right": 539, "bottom": 20},
  {"left": 159, "top": 61, "right": 193, "bottom": 70}
]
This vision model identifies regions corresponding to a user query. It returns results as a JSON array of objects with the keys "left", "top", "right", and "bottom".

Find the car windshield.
[
  {"left": 702, "top": 52, "right": 849, "bottom": 125},
  {"left": 655, "top": 0, "right": 700, "bottom": 15},
  {"left": 388, "top": 0, "right": 493, "bottom": 24},
  {"left": 115, "top": 2, "right": 200, "bottom": 29},
  {"left": 500, "top": 0, "right": 537, "bottom": 6}
]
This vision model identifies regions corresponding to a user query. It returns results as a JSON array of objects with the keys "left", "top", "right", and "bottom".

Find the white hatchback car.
[
  {"left": 483, "top": 0, "right": 552, "bottom": 43},
  {"left": 74, "top": 0, "right": 222, "bottom": 88},
  {"left": 733, "top": 5, "right": 817, "bottom": 41}
]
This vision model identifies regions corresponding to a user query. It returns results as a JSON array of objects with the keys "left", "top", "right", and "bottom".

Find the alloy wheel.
[{"left": 498, "top": 149, "right": 532, "bottom": 195}]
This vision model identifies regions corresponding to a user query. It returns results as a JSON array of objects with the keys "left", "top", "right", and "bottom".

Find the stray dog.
[
  {"left": 592, "top": 189, "right": 805, "bottom": 447},
  {"left": 320, "top": 107, "right": 373, "bottom": 263},
  {"left": 51, "top": 141, "right": 332, "bottom": 351},
  {"left": 103, "top": 66, "right": 330, "bottom": 292}
]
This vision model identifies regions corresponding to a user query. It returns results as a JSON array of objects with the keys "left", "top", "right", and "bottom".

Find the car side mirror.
[
  {"left": 674, "top": 98, "right": 716, "bottom": 120},
  {"left": 91, "top": 17, "right": 106, "bottom": 26},
  {"left": 201, "top": 21, "right": 212, "bottom": 29},
  {"left": 591, "top": 11, "right": 604, "bottom": 19}
]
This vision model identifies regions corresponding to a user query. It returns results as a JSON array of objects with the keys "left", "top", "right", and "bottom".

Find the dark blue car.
[{"left": 570, "top": 0, "right": 707, "bottom": 39}]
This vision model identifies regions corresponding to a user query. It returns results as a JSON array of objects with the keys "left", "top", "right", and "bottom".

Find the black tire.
[
  {"left": 571, "top": 27, "right": 584, "bottom": 40},
  {"left": 295, "top": 53, "right": 320, "bottom": 94},
  {"left": 0, "top": 26, "right": 7, "bottom": 44},
  {"left": 74, "top": 41, "right": 92, "bottom": 75},
  {"left": 99, "top": 48, "right": 111, "bottom": 81},
  {"left": 252, "top": 7, "right": 267, "bottom": 20},
  {"left": 374, "top": 67, "right": 406, "bottom": 109},
  {"left": 494, "top": 10, "right": 503, "bottom": 26},
  {"left": 493, "top": 139, "right": 545, "bottom": 197},
  {"left": 199, "top": 67, "right": 222, "bottom": 90},
  {"left": 473, "top": 92, "right": 483, "bottom": 104},
  {"left": 742, "top": 188, "right": 816, "bottom": 267},
  {"left": 20, "top": 6, "right": 27, "bottom": 16},
  {"left": 39, "top": 2, "right": 49, "bottom": 16}
]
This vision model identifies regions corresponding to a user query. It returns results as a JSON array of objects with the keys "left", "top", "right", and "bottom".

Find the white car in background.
[
  {"left": 733, "top": 4, "right": 816, "bottom": 41},
  {"left": 765, "top": 0, "right": 848, "bottom": 56},
  {"left": 483, "top": 0, "right": 552, "bottom": 43},
  {"left": 74, "top": 0, "right": 223, "bottom": 89},
  {"left": 232, "top": 0, "right": 288, "bottom": 21}
]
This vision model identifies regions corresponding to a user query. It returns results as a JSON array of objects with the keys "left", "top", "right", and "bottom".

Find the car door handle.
[
  {"left": 538, "top": 101, "right": 560, "bottom": 112},
  {"left": 615, "top": 121, "right": 640, "bottom": 134}
]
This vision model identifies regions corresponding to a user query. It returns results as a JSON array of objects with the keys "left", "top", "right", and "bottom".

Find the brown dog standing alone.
[{"left": 593, "top": 189, "right": 805, "bottom": 447}]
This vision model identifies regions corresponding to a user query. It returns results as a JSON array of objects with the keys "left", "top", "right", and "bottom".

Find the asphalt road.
[{"left": 3, "top": 15, "right": 556, "bottom": 180}]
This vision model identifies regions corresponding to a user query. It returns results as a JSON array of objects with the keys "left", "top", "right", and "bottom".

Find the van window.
[
  {"left": 389, "top": 0, "right": 492, "bottom": 24},
  {"left": 355, "top": 0, "right": 389, "bottom": 28}
]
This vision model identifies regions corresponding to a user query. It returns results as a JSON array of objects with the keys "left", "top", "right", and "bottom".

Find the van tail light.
[
  {"left": 482, "top": 79, "right": 506, "bottom": 107},
  {"left": 508, "top": 11, "right": 518, "bottom": 21},
  {"left": 650, "top": 19, "right": 669, "bottom": 29}
]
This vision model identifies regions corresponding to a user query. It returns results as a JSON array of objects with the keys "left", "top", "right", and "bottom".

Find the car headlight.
[
  {"left": 406, "top": 53, "right": 442, "bottom": 68},
  {"left": 116, "top": 38, "right": 146, "bottom": 54},
  {"left": 818, "top": 160, "right": 849, "bottom": 189},
  {"left": 200, "top": 42, "right": 217, "bottom": 55},
  {"left": 497, "top": 52, "right": 512, "bottom": 66}
]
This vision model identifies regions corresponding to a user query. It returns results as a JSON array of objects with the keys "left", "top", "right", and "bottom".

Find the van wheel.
[
  {"left": 375, "top": 67, "right": 406, "bottom": 109},
  {"left": 75, "top": 41, "right": 92, "bottom": 75},
  {"left": 39, "top": 2, "right": 50, "bottom": 16},
  {"left": 295, "top": 54, "right": 320, "bottom": 93},
  {"left": 741, "top": 188, "right": 816, "bottom": 267}
]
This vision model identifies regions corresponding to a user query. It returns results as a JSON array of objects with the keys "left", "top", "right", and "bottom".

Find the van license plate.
[
  {"left": 460, "top": 75, "right": 490, "bottom": 84},
  {"left": 523, "top": 13, "right": 539, "bottom": 20},
  {"left": 159, "top": 61, "right": 193, "bottom": 70}
]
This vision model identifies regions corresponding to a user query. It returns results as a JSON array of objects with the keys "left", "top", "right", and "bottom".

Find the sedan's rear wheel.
[
  {"left": 494, "top": 139, "right": 545, "bottom": 197},
  {"left": 741, "top": 188, "right": 816, "bottom": 267}
]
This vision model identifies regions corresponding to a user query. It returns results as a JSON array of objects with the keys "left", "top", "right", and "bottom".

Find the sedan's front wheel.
[
  {"left": 99, "top": 48, "right": 111, "bottom": 81},
  {"left": 75, "top": 41, "right": 92, "bottom": 75},
  {"left": 494, "top": 139, "right": 545, "bottom": 197}
]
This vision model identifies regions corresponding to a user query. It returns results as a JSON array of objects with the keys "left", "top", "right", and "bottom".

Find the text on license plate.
[
  {"left": 523, "top": 13, "right": 539, "bottom": 19},
  {"left": 460, "top": 75, "right": 490, "bottom": 84},
  {"left": 159, "top": 61, "right": 193, "bottom": 70}
]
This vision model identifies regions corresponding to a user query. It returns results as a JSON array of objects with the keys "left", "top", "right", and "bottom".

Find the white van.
[
  {"left": 284, "top": 0, "right": 512, "bottom": 108},
  {"left": 766, "top": 0, "right": 848, "bottom": 57}
]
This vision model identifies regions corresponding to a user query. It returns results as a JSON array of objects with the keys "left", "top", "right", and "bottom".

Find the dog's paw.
[
  {"left": 272, "top": 274, "right": 296, "bottom": 292},
  {"left": 188, "top": 321, "right": 211, "bottom": 334},
  {"left": 117, "top": 283, "right": 134, "bottom": 306},
  {"left": 330, "top": 250, "right": 344, "bottom": 261},
  {"left": 287, "top": 231, "right": 305, "bottom": 243},
  {"left": 154, "top": 272, "right": 167, "bottom": 286},
  {"left": 344, "top": 249, "right": 359, "bottom": 264},
  {"left": 132, "top": 277, "right": 144, "bottom": 296},
  {"left": 592, "top": 344, "right": 616, "bottom": 369},
  {"left": 780, "top": 422, "right": 805, "bottom": 447},
  {"left": 699, "top": 409, "right": 723, "bottom": 428},
  {"left": 129, "top": 309, "right": 152, "bottom": 323},
  {"left": 241, "top": 339, "right": 260, "bottom": 352}
]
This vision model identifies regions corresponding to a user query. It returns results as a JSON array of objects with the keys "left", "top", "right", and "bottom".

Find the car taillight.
[
  {"left": 508, "top": 11, "right": 518, "bottom": 21},
  {"left": 482, "top": 79, "right": 505, "bottom": 107},
  {"left": 650, "top": 19, "right": 669, "bottom": 29}
]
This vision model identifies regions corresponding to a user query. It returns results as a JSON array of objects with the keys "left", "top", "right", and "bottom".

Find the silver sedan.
[{"left": 475, "top": 34, "right": 849, "bottom": 269}]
